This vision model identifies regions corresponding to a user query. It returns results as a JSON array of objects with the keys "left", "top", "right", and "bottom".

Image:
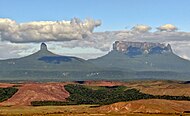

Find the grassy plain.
[{"left": 0, "top": 105, "right": 187, "bottom": 116}]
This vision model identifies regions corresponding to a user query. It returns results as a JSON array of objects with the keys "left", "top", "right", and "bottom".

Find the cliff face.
[{"left": 113, "top": 41, "right": 172, "bottom": 56}]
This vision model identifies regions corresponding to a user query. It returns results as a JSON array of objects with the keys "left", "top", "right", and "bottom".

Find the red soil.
[
  {"left": 126, "top": 81, "right": 190, "bottom": 96},
  {"left": 0, "top": 83, "right": 15, "bottom": 88},
  {"left": 0, "top": 82, "right": 70, "bottom": 106},
  {"left": 83, "top": 80, "right": 125, "bottom": 86}
]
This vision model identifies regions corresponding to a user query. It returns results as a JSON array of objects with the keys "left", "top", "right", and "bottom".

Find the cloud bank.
[
  {"left": 0, "top": 18, "right": 101, "bottom": 43},
  {"left": 60, "top": 30, "right": 190, "bottom": 52}
]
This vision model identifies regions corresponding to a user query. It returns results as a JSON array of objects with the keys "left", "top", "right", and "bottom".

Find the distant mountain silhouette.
[
  {"left": 0, "top": 43, "right": 98, "bottom": 81},
  {"left": 90, "top": 41, "right": 190, "bottom": 72},
  {"left": 0, "top": 42, "right": 189, "bottom": 82},
  {"left": 89, "top": 41, "right": 190, "bottom": 80}
]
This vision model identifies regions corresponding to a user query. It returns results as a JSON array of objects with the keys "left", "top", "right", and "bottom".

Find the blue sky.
[{"left": 1, "top": 0, "right": 190, "bottom": 31}]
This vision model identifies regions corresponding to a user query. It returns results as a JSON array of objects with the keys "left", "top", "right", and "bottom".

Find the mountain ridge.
[
  {"left": 0, "top": 42, "right": 190, "bottom": 81},
  {"left": 90, "top": 41, "right": 190, "bottom": 72}
]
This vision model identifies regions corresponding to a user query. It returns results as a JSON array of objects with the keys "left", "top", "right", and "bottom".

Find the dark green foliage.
[
  {"left": 0, "top": 87, "right": 18, "bottom": 102},
  {"left": 64, "top": 84, "right": 154, "bottom": 105},
  {"left": 155, "top": 95, "right": 190, "bottom": 100},
  {"left": 31, "top": 84, "right": 190, "bottom": 106},
  {"left": 31, "top": 101, "right": 76, "bottom": 106}
]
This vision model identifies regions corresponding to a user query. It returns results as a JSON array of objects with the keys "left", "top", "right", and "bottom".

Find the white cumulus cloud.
[
  {"left": 132, "top": 25, "right": 152, "bottom": 32},
  {"left": 157, "top": 24, "right": 178, "bottom": 32},
  {"left": 0, "top": 18, "right": 101, "bottom": 43}
]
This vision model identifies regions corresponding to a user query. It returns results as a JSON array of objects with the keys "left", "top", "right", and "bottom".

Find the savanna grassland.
[{"left": 0, "top": 80, "right": 190, "bottom": 116}]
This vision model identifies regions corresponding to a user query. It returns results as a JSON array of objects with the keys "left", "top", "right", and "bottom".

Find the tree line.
[{"left": 31, "top": 84, "right": 190, "bottom": 106}]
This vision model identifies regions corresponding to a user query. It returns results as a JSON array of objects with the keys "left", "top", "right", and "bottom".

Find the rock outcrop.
[
  {"left": 113, "top": 41, "right": 172, "bottom": 56},
  {"left": 40, "top": 43, "right": 48, "bottom": 51}
]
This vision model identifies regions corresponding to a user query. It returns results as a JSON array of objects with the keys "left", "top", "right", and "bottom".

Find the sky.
[
  {"left": 0, "top": 0, "right": 190, "bottom": 60},
  {"left": 1, "top": 0, "right": 190, "bottom": 31}
]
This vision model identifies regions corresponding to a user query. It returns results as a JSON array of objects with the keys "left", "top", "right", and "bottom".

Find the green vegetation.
[
  {"left": 64, "top": 85, "right": 150, "bottom": 105},
  {"left": 31, "top": 101, "right": 77, "bottom": 106},
  {"left": 31, "top": 84, "right": 190, "bottom": 106},
  {"left": 0, "top": 87, "right": 18, "bottom": 102}
]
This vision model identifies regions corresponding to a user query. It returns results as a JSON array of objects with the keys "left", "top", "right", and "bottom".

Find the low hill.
[
  {"left": 0, "top": 83, "right": 70, "bottom": 106},
  {"left": 98, "top": 99, "right": 190, "bottom": 114}
]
